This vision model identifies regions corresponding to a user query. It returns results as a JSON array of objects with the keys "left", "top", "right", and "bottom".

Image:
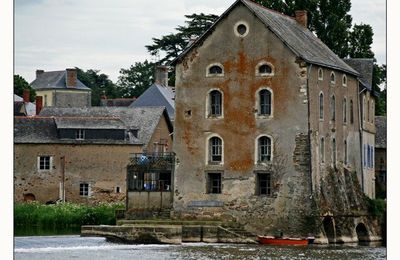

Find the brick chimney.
[
  {"left": 23, "top": 89, "right": 30, "bottom": 103},
  {"left": 155, "top": 65, "right": 169, "bottom": 87},
  {"left": 295, "top": 10, "right": 308, "bottom": 28},
  {"left": 66, "top": 68, "right": 77, "bottom": 88},
  {"left": 36, "top": 70, "right": 44, "bottom": 78},
  {"left": 35, "top": 96, "right": 43, "bottom": 115}
]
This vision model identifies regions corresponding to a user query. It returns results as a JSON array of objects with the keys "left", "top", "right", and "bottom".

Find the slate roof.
[
  {"left": 37, "top": 106, "right": 172, "bottom": 148},
  {"left": 343, "top": 58, "right": 374, "bottom": 91},
  {"left": 54, "top": 117, "right": 126, "bottom": 130},
  {"left": 100, "top": 98, "right": 136, "bottom": 107},
  {"left": 14, "top": 117, "right": 59, "bottom": 143},
  {"left": 30, "top": 70, "right": 91, "bottom": 91},
  {"left": 130, "top": 84, "right": 175, "bottom": 120},
  {"left": 170, "top": 0, "right": 359, "bottom": 76},
  {"left": 375, "top": 116, "right": 386, "bottom": 149}
]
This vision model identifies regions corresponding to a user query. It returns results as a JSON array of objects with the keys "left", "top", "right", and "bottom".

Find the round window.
[{"left": 237, "top": 24, "right": 247, "bottom": 35}]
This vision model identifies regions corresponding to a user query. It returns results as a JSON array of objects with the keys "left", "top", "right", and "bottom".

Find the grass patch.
[{"left": 14, "top": 202, "right": 125, "bottom": 229}]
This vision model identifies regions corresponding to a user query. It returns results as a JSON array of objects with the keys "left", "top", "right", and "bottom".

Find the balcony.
[{"left": 128, "top": 152, "right": 175, "bottom": 171}]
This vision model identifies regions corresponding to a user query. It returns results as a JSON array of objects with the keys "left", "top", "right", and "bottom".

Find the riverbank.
[{"left": 14, "top": 202, "right": 124, "bottom": 236}]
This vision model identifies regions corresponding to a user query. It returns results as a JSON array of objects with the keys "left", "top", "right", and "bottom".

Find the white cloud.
[{"left": 15, "top": 0, "right": 386, "bottom": 82}]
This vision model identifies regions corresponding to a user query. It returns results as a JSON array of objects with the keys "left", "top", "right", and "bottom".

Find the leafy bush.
[
  {"left": 366, "top": 198, "right": 386, "bottom": 218},
  {"left": 14, "top": 202, "right": 125, "bottom": 228}
]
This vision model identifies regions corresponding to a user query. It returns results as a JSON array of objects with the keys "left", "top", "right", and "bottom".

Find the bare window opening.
[
  {"left": 320, "top": 137, "right": 325, "bottom": 163},
  {"left": 330, "top": 95, "right": 336, "bottom": 121},
  {"left": 319, "top": 93, "right": 324, "bottom": 120},
  {"left": 330, "top": 72, "right": 336, "bottom": 84},
  {"left": 209, "top": 65, "right": 223, "bottom": 75},
  {"left": 185, "top": 110, "right": 192, "bottom": 117},
  {"left": 209, "top": 136, "right": 222, "bottom": 163},
  {"left": 350, "top": 100, "right": 354, "bottom": 124},
  {"left": 343, "top": 98, "right": 347, "bottom": 123},
  {"left": 318, "top": 68, "right": 323, "bottom": 80},
  {"left": 257, "top": 173, "right": 272, "bottom": 196},
  {"left": 237, "top": 24, "right": 247, "bottom": 35},
  {"left": 332, "top": 138, "right": 336, "bottom": 166},
  {"left": 259, "top": 64, "right": 272, "bottom": 74},
  {"left": 342, "top": 75, "right": 347, "bottom": 86},
  {"left": 344, "top": 140, "right": 348, "bottom": 165},
  {"left": 207, "top": 172, "right": 221, "bottom": 194},
  {"left": 116, "top": 186, "right": 121, "bottom": 193}
]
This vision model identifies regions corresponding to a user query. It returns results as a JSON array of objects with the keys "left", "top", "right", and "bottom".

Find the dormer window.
[{"left": 206, "top": 63, "right": 224, "bottom": 77}]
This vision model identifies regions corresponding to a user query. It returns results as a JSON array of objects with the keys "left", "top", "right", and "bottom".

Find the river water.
[{"left": 14, "top": 235, "right": 386, "bottom": 260}]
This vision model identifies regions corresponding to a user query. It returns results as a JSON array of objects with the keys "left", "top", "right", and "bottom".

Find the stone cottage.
[
  {"left": 31, "top": 68, "right": 91, "bottom": 108},
  {"left": 14, "top": 106, "right": 173, "bottom": 204},
  {"left": 170, "top": 0, "right": 379, "bottom": 243}
]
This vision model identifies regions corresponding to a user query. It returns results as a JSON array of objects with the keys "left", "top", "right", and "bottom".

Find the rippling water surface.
[{"left": 14, "top": 235, "right": 386, "bottom": 260}]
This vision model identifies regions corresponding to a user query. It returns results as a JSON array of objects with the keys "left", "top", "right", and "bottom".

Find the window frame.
[
  {"left": 318, "top": 68, "right": 323, "bottom": 81},
  {"left": 80, "top": 182, "right": 90, "bottom": 197},
  {"left": 206, "top": 63, "right": 224, "bottom": 77},
  {"left": 342, "top": 74, "right": 347, "bottom": 87},
  {"left": 207, "top": 172, "right": 222, "bottom": 194},
  {"left": 206, "top": 89, "right": 223, "bottom": 118},
  {"left": 256, "top": 172, "right": 272, "bottom": 196},
  {"left": 255, "top": 135, "right": 273, "bottom": 164},
  {"left": 330, "top": 72, "right": 336, "bottom": 84},
  {"left": 255, "top": 87, "right": 273, "bottom": 118},
  {"left": 255, "top": 61, "right": 274, "bottom": 77},
  {"left": 38, "top": 155, "right": 52, "bottom": 171},
  {"left": 76, "top": 129, "right": 85, "bottom": 140},
  {"left": 319, "top": 92, "right": 324, "bottom": 120},
  {"left": 207, "top": 134, "right": 224, "bottom": 165}
]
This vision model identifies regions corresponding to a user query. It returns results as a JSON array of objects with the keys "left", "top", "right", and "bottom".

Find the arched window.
[
  {"left": 259, "top": 89, "right": 272, "bottom": 116},
  {"left": 350, "top": 99, "right": 354, "bottom": 124},
  {"left": 209, "top": 65, "right": 223, "bottom": 75},
  {"left": 330, "top": 72, "right": 336, "bottom": 84},
  {"left": 330, "top": 95, "right": 336, "bottom": 121},
  {"left": 342, "top": 75, "right": 347, "bottom": 86},
  {"left": 209, "top": 136, "right": 222, "bottom": 163},
  {"left": 259, "top": 64, "right": 272, "bottom": 74},
  {"left": 318, "top": 68, "right": 323, "bottom": 81},
  {"left": 319, "top": 92, "right": 324, "bottom": 120},
  {"left": 343, "top": 97, "right": 347, "bottom": 123},
  {"left": 320, "top": 137, "right": 325, "bottom": 163},
  {"left": 258, "top": 136, "right": 272, "bottom": 163},
  {"left": 209, "top": 90, "right": 222, "bottom": 117}
]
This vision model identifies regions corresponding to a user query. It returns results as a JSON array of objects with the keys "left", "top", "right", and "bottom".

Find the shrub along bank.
[{"left": 14, "top": 202, "right": 124, "bottom": 228}]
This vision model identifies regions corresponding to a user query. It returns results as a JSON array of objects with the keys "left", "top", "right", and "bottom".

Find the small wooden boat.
[{"left": 257, "top": 235, "right": 313, "bottom": 246}]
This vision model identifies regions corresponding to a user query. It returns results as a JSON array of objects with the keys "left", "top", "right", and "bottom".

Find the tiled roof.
[
  {"left": 130, "top": 84, "right": 175, "bottom": 120},
  {"left": 375, "top": 116, "right": 386, "bottom": 149},
  {"left": 30, "top": 70, "right": 90, "bottom": 90},
  {"left": 37, "top": 106, "right": 171, "bottom": 148},
  {"left": 100, "top": 98, "right": 136, "bottom": 107},
  {"left": 343, "top": 58, "right": 374, "bottom": 91},
  {"left": 170, "top": 0, "right": 359, "bottom": 76}
]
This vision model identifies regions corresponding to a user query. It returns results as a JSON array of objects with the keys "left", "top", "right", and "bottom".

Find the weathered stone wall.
[
  {"left": 14, "top": 144, "right": 141, "bottom": 204},
  {"left": 173, "top": 4, "right": 314, "bottom": 237}
]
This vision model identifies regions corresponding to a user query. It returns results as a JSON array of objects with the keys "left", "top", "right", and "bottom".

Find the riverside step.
[{"left": 117, "top": 219, "right": 224, "bottom": 226}]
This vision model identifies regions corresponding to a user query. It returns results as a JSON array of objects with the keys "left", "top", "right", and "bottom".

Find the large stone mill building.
[{"left": 169, "top": 0, "right": 379, "bottom": 243}]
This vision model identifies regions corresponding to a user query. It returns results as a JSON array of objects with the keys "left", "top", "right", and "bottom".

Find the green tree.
[
  {"left": 373, "top": 64, "right": 387, "bottom": 116},
  {"left": 14, "top": 75, "right": 36, "bottom": 102},
  {"left": 348, "top": 23, "right": 374, "bottom": 59},
  {"left": 117, "top": 60, "right": 156, "bottom": 98},
  {"left": 75, "top": 68, "right": 120, "bottom": 106},
  {"left": 146, "top": 13, "right": 218, "bottom": 63}
]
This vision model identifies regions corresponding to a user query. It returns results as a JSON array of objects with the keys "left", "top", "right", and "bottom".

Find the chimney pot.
[
  {"left": 35, "top": 96, "right": 43, "bottom": 115},
  {"left": 36, "top": 70, "right": 44, "bottom": 78},
  {"left": 66, "top": 68, "right": 77, "bottom": 88},
  {"left": 155, "top": 65, "right": 169, "bottom": 87},
  {"left": 295, "top": 10, "right": 308, "bottom": 28},
  {"left": 23, "top": 89, "right": 30, "bottom": 103}
]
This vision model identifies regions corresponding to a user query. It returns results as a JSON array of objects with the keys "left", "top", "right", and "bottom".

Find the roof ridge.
[{"left": 242, "top": 0, "right": 296, "bottom": 20}]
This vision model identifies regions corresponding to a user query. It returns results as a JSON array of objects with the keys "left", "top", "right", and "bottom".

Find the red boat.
[{"left": 257, "top": 236, "right": 313, "bottom": 246}]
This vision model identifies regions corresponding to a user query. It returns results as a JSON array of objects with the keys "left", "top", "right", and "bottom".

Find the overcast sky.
[{"left": 14, "top": 0, "right": 386, "bottom": 83}]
